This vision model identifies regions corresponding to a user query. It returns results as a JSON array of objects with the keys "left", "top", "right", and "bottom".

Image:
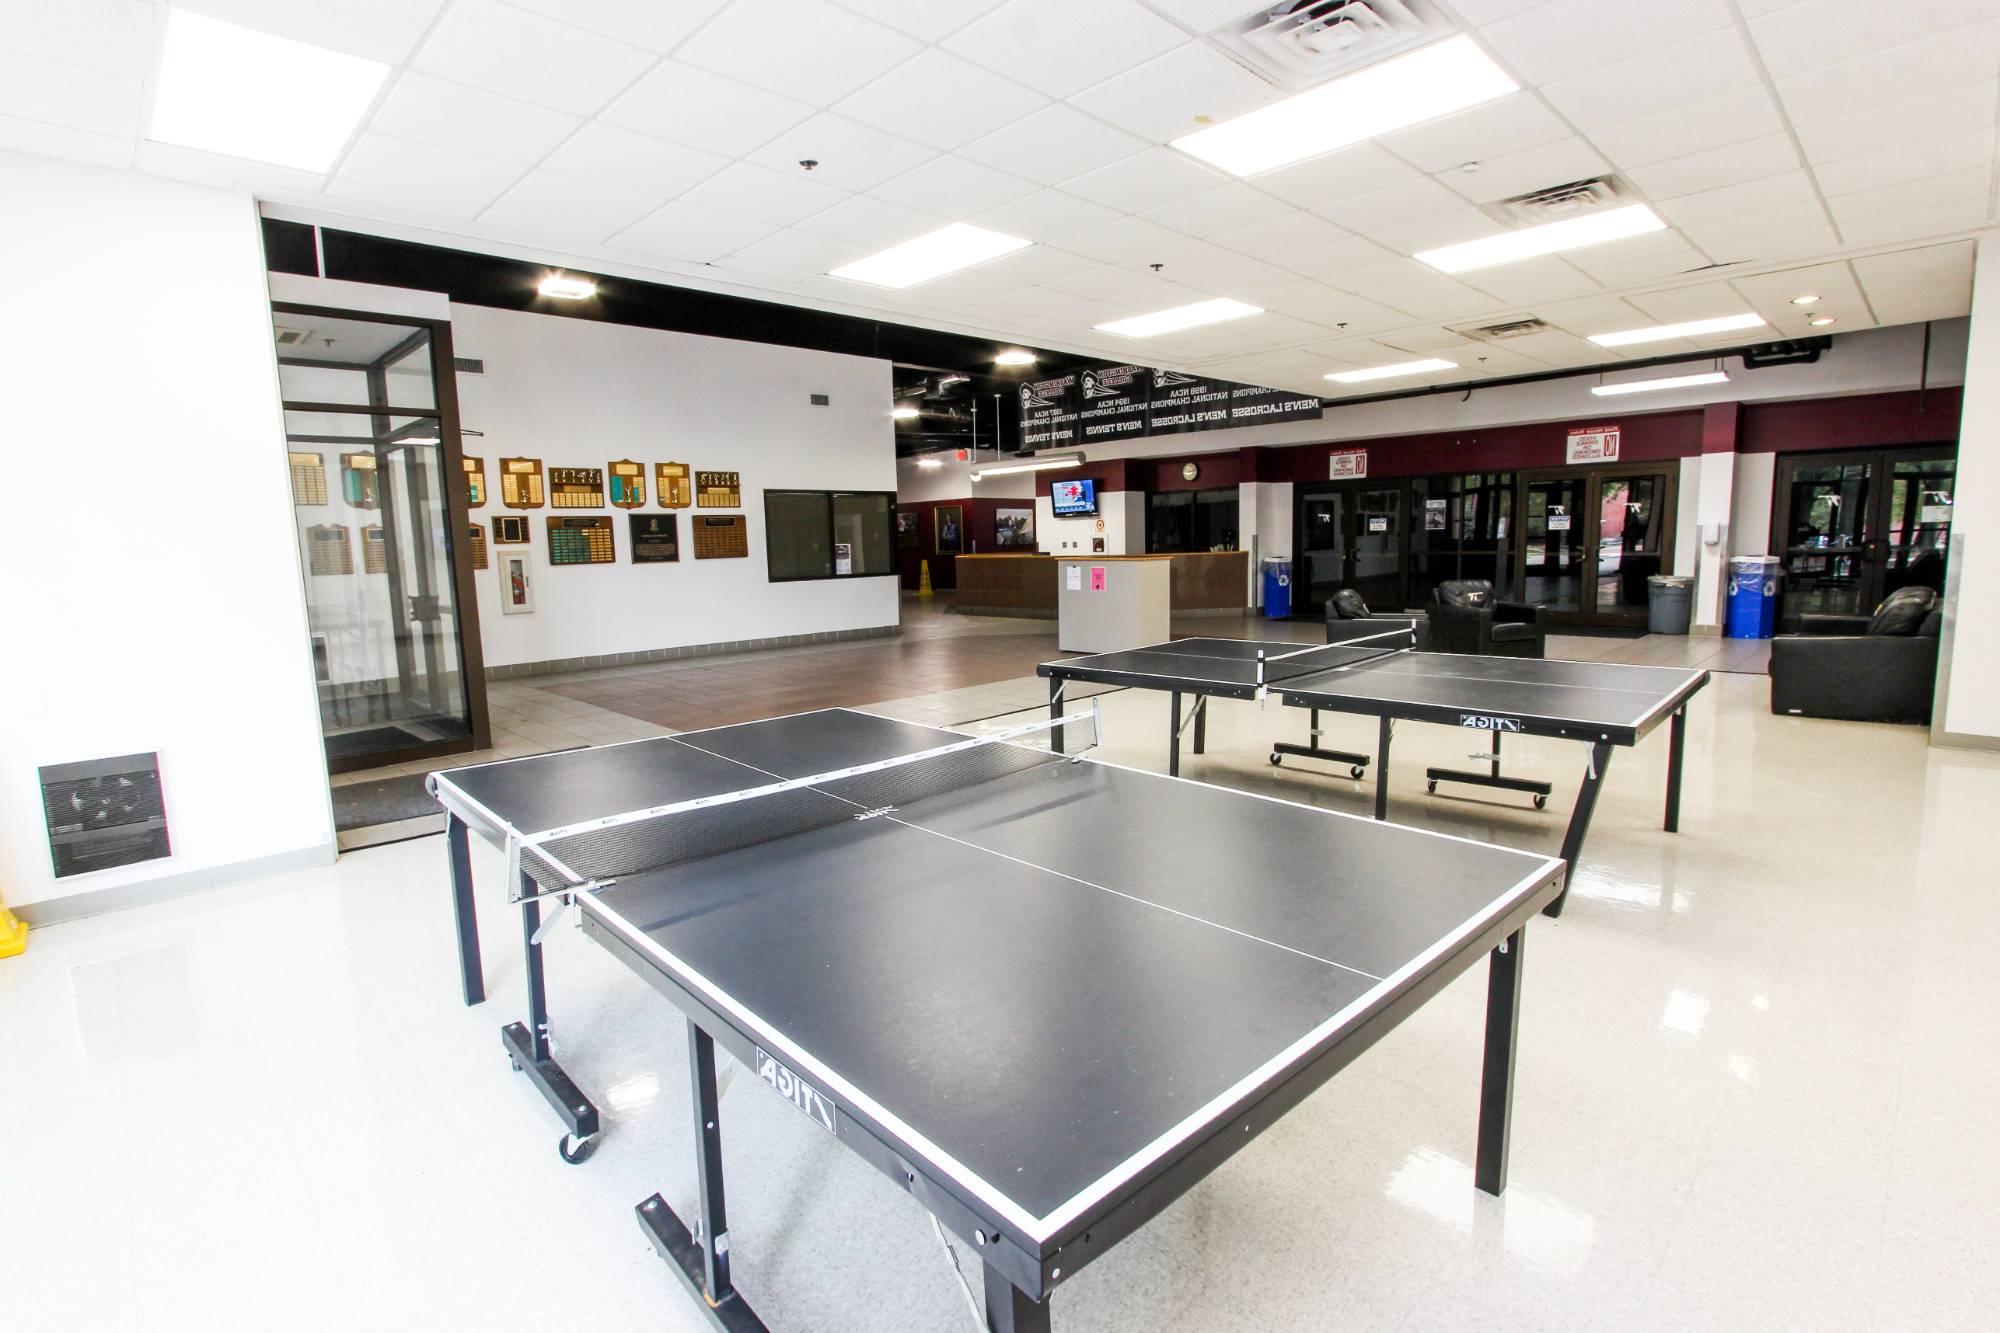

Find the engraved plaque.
[
  {"left": 692, "top": 513, "right": 748, "bottom": 558},
  {"left": 500, "top": 457, "right": 544, "bottom": 509},
  {"left": 492, "top": 514, "right": 531, "bottom": 545},
  {"left": 467, "top": 523, "right": 488, "bottom": 570},
  {"left": 546, "top": 515, "right": 615, "bottom": 565},
  {"left": 290, "top": 452, "right": 327, "bottom": 506},
  {"left": 463, "top": 456, "right": 486, "bottom": 508},
  {"left": 361, "top": 524, "right": 387, "bottom": 574},
  {"left": 341, "top": 452, "right": 380, "bottom": 509},
  {"left": 550, "top": 466, "right": 605, "bottom": 508},
  {"left": 629, "top": 513, "right": 679, "bottom": 563},
  {"left": 608, "top": 459, "right": 646, "bottom": 508},
  {"left": 696, "top": 470, "right": 740, "bottom": 508},
  {"left": 656, "top": 462, "right": 691, "bottom": 508},
  {"left": 308, "top": 524, "right": 352, "bottom": 576}
]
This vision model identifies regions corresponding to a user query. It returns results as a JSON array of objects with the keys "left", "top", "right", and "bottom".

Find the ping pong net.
[
  {"left": 510, "top": 708, "right": 1100, "bottom": 898},
  {"left": 1252, "top": 624, "right": 1414, "bottom": 690}
]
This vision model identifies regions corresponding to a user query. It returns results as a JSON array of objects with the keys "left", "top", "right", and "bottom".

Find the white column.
[{"left": 1935, "top": 238, "right": 2000, "bottom": 745}]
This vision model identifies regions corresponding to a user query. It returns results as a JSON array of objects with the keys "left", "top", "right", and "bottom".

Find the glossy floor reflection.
[{"left": 6, "top": 670, "right": 1997, "bottom": 1331}]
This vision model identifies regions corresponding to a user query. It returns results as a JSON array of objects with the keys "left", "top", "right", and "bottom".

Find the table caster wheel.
[
  {"left": 1533, "top": 793, "right": 1549, "bottom": 810},
  {"left": 1350, "top": 765, "right": 1365, "bottom": 780},
  {"left": 559, "top": 1133, "right": 597, "bottom": 1165},
  {"left": 1426, "top": 780, "right": 1437, "bottom": 794},
  {"left": 1268, "top": 753, "right": 1282, "bottom": 766}
]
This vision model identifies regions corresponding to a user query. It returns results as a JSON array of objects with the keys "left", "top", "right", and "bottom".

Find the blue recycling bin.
[
  {"left": 1726, "top": 555, "right": 1781, "bottom": 639},
  {"left": 1262, "top": 558, "right": 1292, "bottom": 619}
]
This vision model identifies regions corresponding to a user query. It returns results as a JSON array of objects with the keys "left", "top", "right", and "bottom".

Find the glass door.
[
  {"left": 275, "top": 306, "right": 487, "bottom": 772},
  {"left": 1518, "top": 468, "right": 1676, "bottom": 625},
  {"left": 1595, "top": 474, "right": 1668, "bottom": 615},
  {"left": 1522, "top": 477, "right": 1587, "bottom": 611},
  {"left": 1296, "top": 482, "right": 1405, "bottom": 613},
  {"left": 1773, "top": 447, "right": 1955, "bottom": 629}
]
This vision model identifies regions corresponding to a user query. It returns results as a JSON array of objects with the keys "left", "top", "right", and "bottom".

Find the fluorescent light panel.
[
  {"left": 1416, "top": 204, "right": 1666, "bottom": 274},
  {"left": 1591, "top": 371, "right": 1729, "bottom": 397},
  {"left": 1588, "top": 313, "right": 1766, "bottom": 347},
  {"left": 1173, "top": 36, "right": 1517, "bottom": 177},
  {"left": 1326, "top": 357, "right": 1457, "bottom": 384},
  {"left": 538, "top": 274, "right": 597, "bottom": 300},
  {"left": 994, "top": 349, "right": 1037, "bottom": 366},
  {"left": 1095, "top": 298, "right": 1262, "bottom": 338},
  {"left": 150, "top": 10, "right": 388, "bottom": 172},
  {"left": 914, "top": 457, "right": 944, "bottom": 468},
  {"left": 969, "top": 451, "right": 1084, "bottom": 480},
  {"left": 829, "top": 223, "right": 1029, "bottom": 289}
]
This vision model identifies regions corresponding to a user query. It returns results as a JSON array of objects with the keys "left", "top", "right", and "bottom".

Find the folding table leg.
[
  {"left": 1169, "top": 690, "right": 1182, "bottom": 777},
  {"left": 1546, "top": 741, "right": 1615, "bottom": 918},
  {"left": 983, "top": 1262, "right": 1052, "bottom": 1333},
  {"left": 1192, "top": 693, "right": 1207, "bottom": 755},
  {"left": 500, "top": 871, "right": 601, "bottom": 1161},
  {"left": 1664, "top": 706, "right": 1686, "bottom": 833},
  {"left": 1373, "top": 716, "right": 1393, "bottom": 820},
  {"left": 445, "top": 812, "right": 484, "bottom": 1006},
  {"left": 1475, "top": 928, "right": 1523, "bottom": 1197}
]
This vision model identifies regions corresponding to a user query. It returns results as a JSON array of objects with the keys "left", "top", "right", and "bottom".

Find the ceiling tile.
[
  {"left": 610, "top": 201, "right": 781, "bottom": 262},
  {"left": 1853, "top": 241, "right": 1975, "bottom": 320},
  {"left": 793, "top": 193, "right": 945, "bottom": 246},
  {"left": 1621, "top": 280, "right": 1763, "bottom": 324},
  {"left": 1049, "top": 215, "right": 1193, "bottom": 263},
  {"left": 680, "top": 160, "right": 851, "bottom": 226},
  {"left": 0, "top": 47, "right": 136, "bottom": 139},
  {"left": 412, "top": 0, "right": 656, "bottom": 116},
  {"left": 1747, "top": 0, "right": 1998, "bottom": 79},
  {"left": 713, "top": 227, "right": 871, "bottom": 278},
  {"left": 676, "top": 0, "right": 921, "bottom": 106},
  {"left": 1440, "top": 136, "right": 1611, "bottom": 205},
  {"left": 872, "top": 154, "right": 1038, "bottom": 215},
  {"left": 1825, "top": 166, "right": 1991, "bottom": 223},
  {"left": 541, "top": 123, "right": 731, "bottom": 197},
  {"left": 1794, "top": 81, "right": 1996, "bottom": 164},
  {"left": 132, "top": 140, "right": 326, "bottom": 194},
  {"left": 0, "top": 0, "right": 154, "bottom": 79},
  {"left": 1675, "top": 202, "right": 1840, "bottom": 264},
  {"left": 970, "top": 284, "right": 1102, "bottom": 322},
  {"left": 974, "top": 245, "right": 1103, "bottom": 285},
  {"left": 1366, "top": 207, "right": 1508, "bottom": 257},
  {"left": 1561, "top": 231, "right": 1707, "bottom": 285},
  {"left": 1587, "top": 87, "right": 1785, "bottom": 171},
  {"left": 1774, "top": 19, "right": 2000, "bottom": 125},
  {"left": 328, "top": 132, "right": 523, "bottom": 219},
  {"left": 1113, "top": 237, "right": 1248, "bottom": 277},
  {"left": 1210, "top": 210, "right": 1351, "bottom": 260},
  {"left": 1656, "top": 171, "right": 1822, "bottom": 227},
  {"left": 835, "top": 49, "right": 1048, "bottom": 150},
  {"left": 1270, "top": 234, "right": 1403, "bottom": 283},
  {"left": 1142, "top": 0, "right": 1276, "bottom": 31},
  {"left": 1838, "top": 198, "right": 1993, "bottom": 249},
  {"left": 1622, "top": 135, "right": 1803, "bottom": 201},
  {"left": 0, "top": 112, "right": 134, "bottom": 170},
  {"left": 1482, "top": 0, "right": 1736, "bottom": 86},
  {"left": 1342, "top": 271, "right": 1508, "bottom": 321},
  {"left": 959, "top": 102, "right": 1146, "bottom": 184},
  {"left": 1812, "top": 129, "right": 1996, "bottom": 199},
  {"left": 371, "top": 74, "right": 581, "bottom": 167},
  {"left": 1042, "top": 263, "right": 1163, "bottom": 300},
  {"left": 186, "top": 0, "right": 443, "bottom": 64},
  {"left": 1067, "top": 41, "right": 1284, "bottom": 143},
  {"left": 942, "top": 0, "right": 1187, "bottom": 99},
  {"left": 1314, "top": 177, "right": 1471, "bottom": 234},
  {"left": 501, "top": 0, "right": 728, "bottom": 51},
  {"left": 748, "top": 113, "right": 937, "bottom": 192},
  {"left": 1167, "top": 256, "right": 1327, "bottom": 305},
  {"left": 1377, "top": 94, "right": 1572, "bottom": 175},
  {"left": 1541, "top": 27, "right": 1763, "bottom": 130},
  {"left": 478, "top": 171, "right": 664, "bottom": 240},
  {"left": 1457, "top": 256, "right": 1602, "bottom": 305},
  {"left": 1060, "top": 148, "right": 1229, "bottom": 213},
  {"left": 1138, "top": 183, "right": 1296, "bottom": 238},
  {"left": 603, "top": 62, "right": 814, "bottom": 158},
  {"left": 829, "top": 0, "right": 1008, "bottom": 41},
  {"left": 1252, "top": 143, "right": 1420, "bottom": 209},
  {"left": 972, "top": 187, "right": 1121, "bottom": 240}
]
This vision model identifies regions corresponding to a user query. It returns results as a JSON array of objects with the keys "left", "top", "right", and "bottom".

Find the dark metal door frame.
[
  {"left": 1511, "top": 464, "right": 1679, "bottom": 628},
  {"left": 1769, "top": 444, "right": 1957, "bottom": 630}
]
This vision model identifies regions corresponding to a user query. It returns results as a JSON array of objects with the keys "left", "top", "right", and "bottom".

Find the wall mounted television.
[{"left": 1051, "top": 478, "right": 1098, "bottom": 517}]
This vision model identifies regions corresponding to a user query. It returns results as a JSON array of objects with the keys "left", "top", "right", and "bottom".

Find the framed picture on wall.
[
  {"left": 499, "top": 552, "right": 534, "bottom": 615},
  {"left": 935, "top": 505, "right": 962, "bottom": 555},
  {"left": 896, "top": 510, "right": 919, "bottom": 548},
  {"left": 994, "top": 507, "right": 1034, "bottom": 548}
]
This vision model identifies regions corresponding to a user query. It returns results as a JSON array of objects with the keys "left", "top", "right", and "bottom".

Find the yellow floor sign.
[
  {"left": 917, "top": 560, "right": 933, "bottom": 597},
  {"left": 0, "top": 891, "right": 25, "bottom": 958}
]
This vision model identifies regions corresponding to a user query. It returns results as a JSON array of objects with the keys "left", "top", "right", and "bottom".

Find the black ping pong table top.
[{"left": 429, "top": 708, "right": 1565, "bottom": 1331}]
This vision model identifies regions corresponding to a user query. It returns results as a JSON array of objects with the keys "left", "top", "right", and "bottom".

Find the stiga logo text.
[
  {"left": 757, "top": 1047, "right": 837, "bottom": 1134},
  {"left": 1460, "top": 714, "right": 1524, "bottom": 732}
]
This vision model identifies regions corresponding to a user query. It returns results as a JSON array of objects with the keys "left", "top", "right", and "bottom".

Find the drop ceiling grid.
[{"left": 6, "top": 0, "right": 1994, "bottom": 394}]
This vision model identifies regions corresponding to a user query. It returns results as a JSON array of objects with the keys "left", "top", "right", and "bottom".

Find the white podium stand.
[{"left": 1058, "top": 557, "right": 1171, "bottom": 653}]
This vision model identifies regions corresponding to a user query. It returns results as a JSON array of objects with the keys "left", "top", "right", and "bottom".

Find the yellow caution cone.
[
  {"left": 0, "top": 890, "right": 25, "bottom": 958},
  {"left": 917, "top": 559, "right": 934, "bottom": 598}
]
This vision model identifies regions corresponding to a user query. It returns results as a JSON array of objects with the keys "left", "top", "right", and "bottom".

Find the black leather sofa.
[
  {"left": 1323, "top": 588, "right": 1426, "bottom": 649},
  {"left": 1769, "top": 587, "right": 1941, "bottom": 723},
  {"left": 1428, "top": 580, "right": 1547, "bottom": 659}
]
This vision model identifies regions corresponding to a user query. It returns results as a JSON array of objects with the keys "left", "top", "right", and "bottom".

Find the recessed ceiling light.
[
  {"left": 890, "top": 405, "right": 920, "bottom": 420},
  {"left": 1591, "top": 371, "right": 1729, "bottom": 397},
  {"left": 1588, "top": 313, "right": 1766, "bottom": 347},
  {"left": 994, "top": 348, "right": 1037, "bottom": 366},
  {"left": 537, "top": 273, "right": 597, "bottom": 300},
  {"left": 1791, "top": 294, "right": 1820, "bottom": 305},
  {"left": 829, "top": 223, "right": 1030, "bottom": 289},
  {"left": 1094, "top": 298, "right": 1263, "bottom": 338},
  {"left": 1326, "top": 358, "right": 1458, "bottom": 384},
  {"left": 1416, "top": 204, "right": 1667, "bottom": 274},
  {"left": 150, "top": 9, "right": 388, "bottom": 172},
  {"left": 1172, "top": 36, "right": 1516, "bottom": 177},
  {"left": 1810, "top": 316, "right": 1836, "bottom": 327}
]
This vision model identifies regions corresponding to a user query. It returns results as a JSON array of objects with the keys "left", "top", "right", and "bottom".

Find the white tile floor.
[{"left": 7, "top": 669, "right": 1998, "bottom": 1331}]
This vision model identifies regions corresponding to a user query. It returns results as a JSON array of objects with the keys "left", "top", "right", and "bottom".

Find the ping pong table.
[
  {"left": 1039, "top": 634, "right": 1708, "bottom": 917},
  {"left": 428, "top": 706, "right": 1565, "bottom": 1332}
]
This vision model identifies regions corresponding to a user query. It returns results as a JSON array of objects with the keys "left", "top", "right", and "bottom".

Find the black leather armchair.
[
  {"left": 1323, "top": 588, "right": 1426, "bottom": 650},
  {"left": 1770, "top": 587, "right": 1941, "bottom": 723},
  {"left": 1428, "top": 580, "right": 1546, "bottom": 659}
]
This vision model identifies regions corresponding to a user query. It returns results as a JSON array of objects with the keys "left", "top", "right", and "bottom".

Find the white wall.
[
  {"left": 0, "top": 152, "right": 332, "bottom": 916},
  {"left": 449, "top": 306, "right": 900, "bottom": 667},
  {"left": 1937, "top": 241, "right": 2000, "bottom": 743}
]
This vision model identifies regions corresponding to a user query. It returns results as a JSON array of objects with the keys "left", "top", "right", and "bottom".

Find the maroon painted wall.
[
  {"left": 1738, "top": 387, "right": 1963, "bottom": 453},
  {"left": 894, "top": 496, "right": 1024, "bottom": 589}
]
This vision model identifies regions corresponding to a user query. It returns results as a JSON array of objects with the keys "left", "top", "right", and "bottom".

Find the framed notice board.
[
  {"left": 696, "top": 471, "right": 741, "bottom": 507},
  {"left": 463, "top": 456, "right": 486, "bottom": 508},
  {"left": 656, "top": 462, "right": 691, "bottom": 508},
  {"left": 630, "top": 513, "right": 679, "bottom": 563},
  {"left": 467, "top": 523, "right": 489, "bottom": 570},
  {"left": 608, "top": 459, "right": 646, "bottom": 508},
  {"left": 290, "top": 452, "right": 327, "bottom": 506},
  {"left": 500, "top": 457, "right": 544, "bottom": 508},
  {"left": 692, "top": 514, "right": 748, "bottom": 559},
  {"left": 307, "top": 524, "right": 351, "bottom": 576},
  {"left": 546, "top": 515, "right": 615, "bottom": 565}
]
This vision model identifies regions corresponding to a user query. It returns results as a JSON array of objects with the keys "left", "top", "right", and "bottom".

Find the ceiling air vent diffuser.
[
  {"left": 274, "top": 325, "right": 311, "bottom": 348},
  {"left": 1461, "top": 318, "right": 1552, "bottom": 340},
  {"left": 1213, "top": 0, "right": 1453, "bottom": 90},
  {"left": 1490, "top": 177, "right": 1628, "bottom": 227}
]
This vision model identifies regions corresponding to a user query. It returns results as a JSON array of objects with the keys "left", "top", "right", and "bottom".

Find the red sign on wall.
[
  {"left": 1328, "top": 449, "right": 1368, "bottom": 479},
  {"left": 1566, "top": 426, "right": 1621, "bottom": 464}
]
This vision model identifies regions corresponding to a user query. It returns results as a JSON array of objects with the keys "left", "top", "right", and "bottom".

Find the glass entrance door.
[
  {"left": 1523, "top": 477, "right": 1587, "bottom": 611},
  {"left": 1297, "top": 482, "right": 1404, "bottom": 612},
  {"left": 1773, "top": 447, "right": 1955, "bottom": 629},
  {"left": 1595, "top": 474, "right": 1667, "bottom": 614},
  {"left": 1519, "top": 469, "right": 1676, "bottom": 624}
]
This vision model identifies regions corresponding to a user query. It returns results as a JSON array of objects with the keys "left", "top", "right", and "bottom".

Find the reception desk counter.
[{"left": 955, "top": 551, "right": 1248, "bottom": 618}]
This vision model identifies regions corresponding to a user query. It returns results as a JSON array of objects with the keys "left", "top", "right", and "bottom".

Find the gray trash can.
[{"left": 1647, "top": 574, "right": 1694, "bottom": 635}]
